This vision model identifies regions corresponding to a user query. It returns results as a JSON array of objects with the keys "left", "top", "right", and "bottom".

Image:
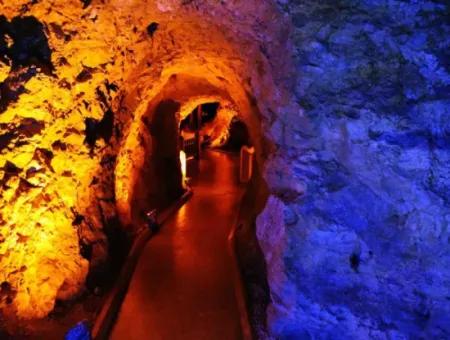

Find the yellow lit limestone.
[
  {"left": 0, "top": 0, "right": 292, "bottom": 321},
  {"left": 0, "top": 1, "right": 116, "bottom": 319}
]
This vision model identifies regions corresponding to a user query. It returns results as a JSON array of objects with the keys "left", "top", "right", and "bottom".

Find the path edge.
[
  {"left": 228, "top": 202, "right": 254, "bottom": 340},
  {"left": 91, "top": 188, "right": 193, "bottom": 340}
]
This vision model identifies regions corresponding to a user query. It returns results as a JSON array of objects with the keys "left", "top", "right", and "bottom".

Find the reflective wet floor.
[{"left": 111, "top": 150, "right": 245, "bottom": 340}]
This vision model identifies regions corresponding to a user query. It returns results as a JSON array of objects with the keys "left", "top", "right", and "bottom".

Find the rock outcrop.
[{"left": 262, "top": 0, "right": 450, "bottom": 338}]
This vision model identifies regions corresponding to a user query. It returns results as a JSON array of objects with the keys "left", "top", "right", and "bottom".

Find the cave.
[{"left": 1, "top": 1, "right": 449, "bottom": 339}]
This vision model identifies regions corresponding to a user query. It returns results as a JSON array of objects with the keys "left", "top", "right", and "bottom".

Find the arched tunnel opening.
[
  {"left": 115, "top": 73, "right": 267, "bottom": 231},
  {"left": 130, "top": 93, "right": 252, "bottom": 224},
  {"left": 0, "top": 1, "right": 287, "bottom": 338},
  {"left": 111, "top": 72, "right": 271, "bottom": 339}
]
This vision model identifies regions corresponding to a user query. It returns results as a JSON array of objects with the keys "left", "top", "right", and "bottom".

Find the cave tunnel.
[
  {"left": 2, "top": 0, "right": 449, "bottom": 339},
  {"left": 2, "top": 1, "right": 282, "bottom": 339},
  {"left": 180, "top": 102, "right": 251, "bottom": 151},
  {"left": 109, "top": 70, "right": 268, "bottom": 339},
  {"left": 115, "top": 73, "right": 265, "bottom": 232}
]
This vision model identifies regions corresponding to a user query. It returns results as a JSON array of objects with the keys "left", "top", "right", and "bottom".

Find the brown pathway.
[{"left": 111, "top": 150, "right": 245, "bottom": 340}]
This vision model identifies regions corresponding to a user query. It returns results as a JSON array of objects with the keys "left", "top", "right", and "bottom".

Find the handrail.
[
  {"left": 228, "top": 217, "right": 253, "bottom": 340},
  {"left": 91, "top": 188, "right": 193, "bottom": 340}
]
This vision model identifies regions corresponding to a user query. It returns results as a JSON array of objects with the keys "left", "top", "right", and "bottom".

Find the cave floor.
[{"left": 111, "top": 150, "right": 245, "bottom": 340}]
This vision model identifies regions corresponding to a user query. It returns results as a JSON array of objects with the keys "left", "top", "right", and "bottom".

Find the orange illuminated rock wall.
[{"left": 0, "top": 0, "right": 295, "bottom": 320}]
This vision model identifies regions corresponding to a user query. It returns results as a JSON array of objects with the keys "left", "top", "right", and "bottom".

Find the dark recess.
[
  {"left": 0, "top": 67, "right": 36, "bottom": 113},
  {"left": 349, "top": 253, "right": 360, "bottom": 273},
  {"left": 0, "top": 15, "right": 54, "bottom": 113},
  {"left": 222, "top": 116, "right": 250, "bottom": 151},
  {"left": 81, "top": 0, "right": 92, "bottom": 9},
  {"left": 3, "top": 16, "right": 53, "bottom": 73},
  {"left": 180, "top": 102, "right": 220, "bottom": 131},
  {"left": 84, "top": 109, "right": 114, "bottom": 153},
  {"left": 146, "top": 22, "right": 159, "bottom": 37}
]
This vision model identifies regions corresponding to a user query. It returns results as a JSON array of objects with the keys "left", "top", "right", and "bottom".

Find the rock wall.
[
  {"left": 259, "top": 0, "right": 450, "bottom": 338},
  {"left": 0, "top": 0, "right": 291, "bottom": 321},
  {"left": 1, "top": 0, "right": 447, "bottom": 338}
]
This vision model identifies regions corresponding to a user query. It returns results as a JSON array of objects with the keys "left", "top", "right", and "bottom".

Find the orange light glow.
[
  {"left": 1, "top": 0, "right": 277, "bottom": 323},
  {"left": 180, "top": 150, "right": 187, "bottom": 187}
]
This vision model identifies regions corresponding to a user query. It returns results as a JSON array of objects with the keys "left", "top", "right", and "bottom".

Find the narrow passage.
[{"left": 111, "top": 150, "right": 245, "bottom": 340}]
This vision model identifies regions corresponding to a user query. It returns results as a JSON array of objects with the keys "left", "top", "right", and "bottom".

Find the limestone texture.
[
  {"left": 261, "top": 0, "right": 450, "bottom": 338},
  {"left": 0, "top": 0, "right": 289, "bottom": 322},
  {"left": 0, "top": 1, "right": 448, "bottom": 339}
]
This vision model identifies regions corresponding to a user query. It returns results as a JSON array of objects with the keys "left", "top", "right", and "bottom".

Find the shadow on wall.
[
  {"left": 220, "top": 117, "right": 251, "bottom": 152},
  {"left": 131, "top": 99, "right": 184, "bottom": 224}
]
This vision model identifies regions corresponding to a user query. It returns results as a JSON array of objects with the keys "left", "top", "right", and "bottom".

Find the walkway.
[{"left": 111, "top": 150, "right": 245, "bottom": 340}]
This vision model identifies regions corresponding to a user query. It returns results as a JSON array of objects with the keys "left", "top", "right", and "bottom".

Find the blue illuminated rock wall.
[{"left": 261, "top": 1, "right": 450, "bottom": 338}]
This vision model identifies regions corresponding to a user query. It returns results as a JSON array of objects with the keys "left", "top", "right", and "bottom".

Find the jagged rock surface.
[
  {"left": 261, "top": 0, "right": 450, "bottom": 338},
  {"left": 0, "top": 0, "right": 289, "bottom": 321},
  {"left": 0, "top": 1, "right": 449, "bottom": 339}
]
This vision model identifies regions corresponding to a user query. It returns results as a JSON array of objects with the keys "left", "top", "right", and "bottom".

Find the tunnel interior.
[
  {"left": 0, "top": 1, "right": 287, "bottom": 337},
  {"left": 115, "top": 72, "right": 266, "bottom": 231},
  {"left": 180, "top": 102, "right": 220, "bottom": 131},
  {"left": 128, "top": 88, "right": 255, "bottom": 226},
  {"left": 111, "top": 70, "right": 270, "bottom": 338},
  {"left": 180, "top": 102, "right": 250, "bottom": 150}
]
